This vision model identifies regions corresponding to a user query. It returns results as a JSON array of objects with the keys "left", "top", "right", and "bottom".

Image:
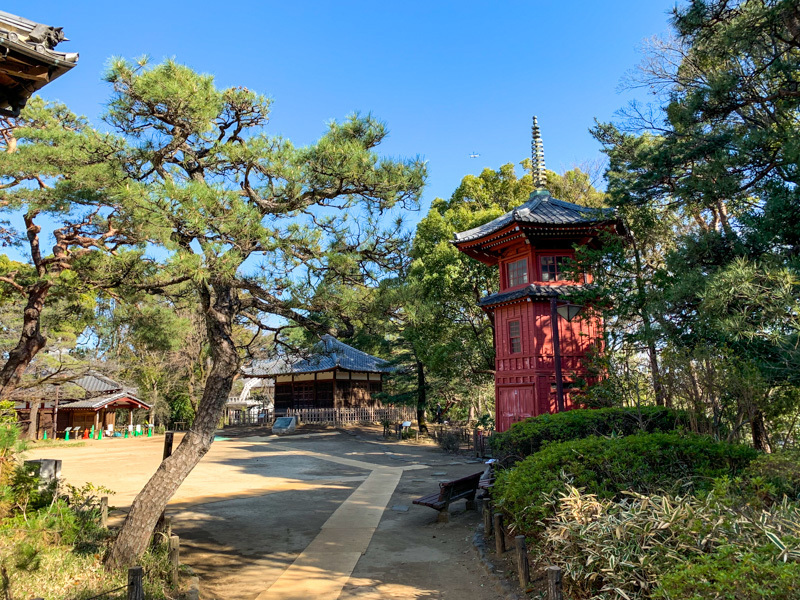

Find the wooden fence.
[
  {"left": 428, "top": 425, "right": 495, "bottom": 457},
  {"left": 286, "top": 406, "right": 415, "bottom": 425}
]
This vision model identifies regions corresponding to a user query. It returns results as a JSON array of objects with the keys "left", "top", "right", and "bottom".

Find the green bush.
[
  {"left": 493, "top": 432, "right": 757, "bottom": 533},
  {"left": 740, "top": 449, "right": 800, "bottom": 505},
  {"left": 489, "top": 406, "right": 697, "bottom": 459},
  {"left": 657, "top": 547, "right": 800, "bottom": 600}
]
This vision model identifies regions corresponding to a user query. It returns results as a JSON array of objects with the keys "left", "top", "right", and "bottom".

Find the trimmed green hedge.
[
  {"left": 489, "top": 406, "right": 697, "bottom": 459},
  {"left": 493, "top": 432, "right": 758, "bottom": 533},
  {"left": 657, "top": 547, "right": 800, "bottom": 600}
]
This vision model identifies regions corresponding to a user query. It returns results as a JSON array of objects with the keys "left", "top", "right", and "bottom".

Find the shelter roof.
[
  {"left": 59, "top": 391, "right": 150, "bottom": 411},
  {"left": 73, "top": 372, "right": 122, "bottom": 394},
  {"left": 245, "top": 335, "right": 393, "bottom": 377},
  {"left": 479, "top": 284, "right": 587, "bottom": 308},
  {"left": 453, "top": 191, "right": 616, "bottom": 245},
  {"left": 0, "top": 10, "right": 78, "bottom": 116}
]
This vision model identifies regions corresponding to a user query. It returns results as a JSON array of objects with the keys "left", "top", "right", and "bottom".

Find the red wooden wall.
[{"left": 493, "top": 297, "right": 603, "bottom": 432}]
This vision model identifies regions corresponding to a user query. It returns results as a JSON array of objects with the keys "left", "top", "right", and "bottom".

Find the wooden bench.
[{"left": 413, "top": 471, "right": 482, "bottom": 523}]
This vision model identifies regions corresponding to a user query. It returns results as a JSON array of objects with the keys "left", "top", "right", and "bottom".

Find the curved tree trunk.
[
  {"left": 0, "top": 282, "right": 50, "bottom": 399},
  {"left": 106, "top": 283, "right": 239, "bottom": 569}
]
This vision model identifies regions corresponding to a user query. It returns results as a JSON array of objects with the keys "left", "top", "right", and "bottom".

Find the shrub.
[
  {"left": 438, "top": 430, "right": 462, "bottom": 453},
  {"left": 740, "top": 449, "right": 800, "bottom": 505},
  {"left": 493, "top": 432, "right": 757, "bottom": 533},
  {"left": 657, "top": 548, "right": 800, "bottom": 600},
  {"left": 542, "top": 484, "right": 800, "bottom": 600},
  {"left": 489, "top": 406, "right": 697, "bottom": 459}
]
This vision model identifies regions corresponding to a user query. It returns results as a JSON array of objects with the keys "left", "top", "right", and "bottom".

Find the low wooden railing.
[{"left": 286, "top": 406, "right": 415, "bottom": 425}]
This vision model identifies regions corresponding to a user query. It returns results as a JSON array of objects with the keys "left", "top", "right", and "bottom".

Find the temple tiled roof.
[
  {"left": 453, "top": 191, "right": 615, "bottom": 244},
  {"left": 0, "top": 10, "right": 78, "bottom": 116},
  {"left": 246, "top": 335, "right": 393, "bottom": 377},
  {"left": 479, "top": 284, "right": 587, "bottom": 308}
]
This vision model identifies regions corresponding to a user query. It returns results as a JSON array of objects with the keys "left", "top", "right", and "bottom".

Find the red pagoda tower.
[{"left": 453, "top": 118, "right": 621, "bottom": 432}]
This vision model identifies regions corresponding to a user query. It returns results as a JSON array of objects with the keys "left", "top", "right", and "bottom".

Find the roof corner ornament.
[{"left": 531, "top": 116, "right": 547, "bottom": 191}]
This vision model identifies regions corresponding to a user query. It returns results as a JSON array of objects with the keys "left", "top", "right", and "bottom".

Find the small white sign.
[{"left": 402, "top": 421, "right": 412, "bottom": 428}]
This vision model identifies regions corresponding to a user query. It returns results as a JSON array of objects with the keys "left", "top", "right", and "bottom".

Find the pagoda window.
[
  {"left": 508, "top": 320, "right": 522, "bottom": 354},
  {"left": 540, "top": 255, "right": 570, "bottom": 281},
  {"left": 507, "top": 258, "right": 528, "bottom": 287}
]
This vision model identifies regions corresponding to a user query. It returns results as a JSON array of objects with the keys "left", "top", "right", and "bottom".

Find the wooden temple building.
[
  {"left": 0, "top": 10, "right": 78, "bottom": 117},
  {"left": 15, "top": 373, "right": 150, "bottom": 439},
  {"left": 244, "top": 335, "right": 392, "bottom": 414},
  {"left": 453, "top": 117, "right": 622, "bottom": 432}
]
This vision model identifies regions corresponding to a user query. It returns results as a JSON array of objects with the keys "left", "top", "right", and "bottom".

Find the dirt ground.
[{"left": 26, "top": 425, "right": 505, "bottom": 600}]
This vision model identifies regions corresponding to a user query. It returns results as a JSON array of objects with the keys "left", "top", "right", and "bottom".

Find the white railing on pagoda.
[{"left": 286, "top": 406, "right": 415, "bottom": 425}]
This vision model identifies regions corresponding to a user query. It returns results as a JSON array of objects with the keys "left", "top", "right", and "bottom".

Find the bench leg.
[
  {"left": 437, "top": 508, "right": 450, "bottom": 523},
  {"left": 466, "top": 498, "right": 477, "bottom": 511}
]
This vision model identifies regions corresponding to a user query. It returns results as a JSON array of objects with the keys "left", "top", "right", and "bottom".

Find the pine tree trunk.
[
  {"left": 106, "top": 283, "right": 239, "bottom": 569},
  {"left": 751, "top": 409, "right": 772, "bottom": 453},
  {"left": 416, "top": 359, "right": 428, "bottom": 433},
  {"left": 0, "top": 283, "right": 49, "bottom": 399}
]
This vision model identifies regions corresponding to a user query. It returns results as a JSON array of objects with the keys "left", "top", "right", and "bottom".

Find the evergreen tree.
[{"left": 102, "top": 59, "right": 425, "bottom": 567}]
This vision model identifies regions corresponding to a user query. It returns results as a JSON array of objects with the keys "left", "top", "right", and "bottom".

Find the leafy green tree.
[
  {"left": 101, "top": 59, "right": 425, "bottom": 567},
  {"left": 592, "top": 0, "right": 800, "bottom": 448}
]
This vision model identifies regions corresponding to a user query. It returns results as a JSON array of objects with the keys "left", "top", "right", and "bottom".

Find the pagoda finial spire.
[{"left": 531, "top": 115, "right": 547, "bottom": 190}]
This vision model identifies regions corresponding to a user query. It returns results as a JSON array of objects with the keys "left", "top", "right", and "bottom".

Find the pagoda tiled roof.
[
  {"left": 453, "top": 190, "right": 615, "bottom": 244},
  {"left": 478, "top": 284, "right": 587, "bottom": 308},
  {"left": 245, "top": 335, "right": 393, "bottom": 377}
]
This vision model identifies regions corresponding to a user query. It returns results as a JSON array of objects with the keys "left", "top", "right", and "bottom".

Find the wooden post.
[
  {"left": 163, "top": 431, "right": 174, "bottom": 460},
  {"left": 157, "top": 433, "right": 175, "bottom": 529},
  {"left": 483, "top": 502, "right": 493, "bottom": 535},
  {"left": 515, "top": 535, "right": 530, "bottom": 588},
  {"left": 52, "top": 385, "right": 60, "bottom": 439},
  {"left": 547, "top": 565, "right": 563, "bottom": 600},
  {"left": 168, "top": 535, "right": 180, "bottom": 587},
  {"left": 493, "top": 513, "right": 505, "bottom": 554},
  {"left": 162, "top": 516, "right": 172, "bottom": 538},
  {"left": 100, "top": 496, "right": 108, "bottom": 528},
  {"left": 550, "top": 296, "right": 565, "bottom": 413},
  {"left": 128, "top": 566, "right": 144, "bottom": 600}
]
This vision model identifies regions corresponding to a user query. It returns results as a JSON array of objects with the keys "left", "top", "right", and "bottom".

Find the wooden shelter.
[
  {"left": 15, "top": 373, "right": 149, "bottom": 438},
  {"left": 244, "top": 336, "right": 392, "bottom": 414},
  {"left": 0, "top": 10, "right": 78, "bottom": 116},
  {"left": 453, "top": 118, "right": 622, "bottom": 432}
]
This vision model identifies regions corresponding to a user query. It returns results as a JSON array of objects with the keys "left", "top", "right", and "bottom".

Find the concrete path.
[{"left": 256, "top": 468, "right": 402, "bottom": 600}]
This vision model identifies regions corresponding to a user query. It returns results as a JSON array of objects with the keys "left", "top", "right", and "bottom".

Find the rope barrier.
[{"left": 72, "top": 567, "right": 147, "bottom": 600}]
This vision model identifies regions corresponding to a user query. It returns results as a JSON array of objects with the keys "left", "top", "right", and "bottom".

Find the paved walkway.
[{"left": 27, "top": 427, "right": 497, "bottom": 600}]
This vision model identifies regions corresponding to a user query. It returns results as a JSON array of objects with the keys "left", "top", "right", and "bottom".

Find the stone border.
[
  {"left": 185, "top": 575, "right": 200, "bottom": 600},
  {"left": 472, "top": 522, "right": 523, "bottom": 600}
]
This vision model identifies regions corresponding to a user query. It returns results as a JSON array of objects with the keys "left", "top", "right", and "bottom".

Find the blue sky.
[{"left": 10, "top": 1, "right": 677, "bottom": 225}]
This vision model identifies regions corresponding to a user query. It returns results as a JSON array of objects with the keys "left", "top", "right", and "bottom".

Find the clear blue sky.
[{"left": 12, "top": 1, "right": 677, "bottom": 222}]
